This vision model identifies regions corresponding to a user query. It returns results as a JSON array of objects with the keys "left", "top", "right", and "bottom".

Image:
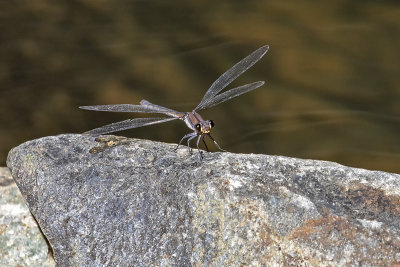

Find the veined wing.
[
  {"left": 194, "top": 45, "right": 269, "bottom": 111},
  {"left": 79, "top": 104, "right": 182, "bottom": 118},
  {"left": 195, "top": 81, "right": 265, "bottom": 111},
  {"left": 140, "top": 100, "right": 185, "bottom": 118},
  {"left": 83, "top": 117, "right": 177, "bottom": 136}
]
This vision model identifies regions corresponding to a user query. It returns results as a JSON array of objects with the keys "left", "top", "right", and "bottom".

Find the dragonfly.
[{"left": 80, "top": 45, "right": 269, "bottom": 158}]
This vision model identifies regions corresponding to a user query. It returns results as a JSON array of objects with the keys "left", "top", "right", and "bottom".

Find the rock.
[
  {"left": 6, "top": 134, "right": 400, "bottom": 266},
  {"left": 0, "top": 167, "right": 55, "bottom": 266}
]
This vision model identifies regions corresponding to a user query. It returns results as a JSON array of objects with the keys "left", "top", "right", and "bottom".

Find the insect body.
[{"left": 80, "top": 45, "right": 269, "bottom": 158}]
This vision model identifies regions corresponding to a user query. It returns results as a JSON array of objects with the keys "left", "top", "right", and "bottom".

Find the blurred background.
[{"left": 1, "top": 1, "right": 399, "bottom": 172}]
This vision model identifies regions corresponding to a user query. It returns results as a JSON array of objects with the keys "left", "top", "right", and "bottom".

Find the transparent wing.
[
  {"left": 194, "top": 45, "right": 269, "bottom": 111},
  {"left": 195, "top": 81, "right": 265, "bottom": 111},
  {"left": 83, "top": 117, "right": 177, "bottom": 136},
  {"left": 79, "top": 104, "right": 182, "bottom": 118},
  {"left": 140, "top": 100, "right": 185, "bottom": 118}
]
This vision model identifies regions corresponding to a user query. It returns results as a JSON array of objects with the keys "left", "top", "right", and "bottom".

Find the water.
[{"left": 1, "top": 1, "right": 399, "bottom": 172}]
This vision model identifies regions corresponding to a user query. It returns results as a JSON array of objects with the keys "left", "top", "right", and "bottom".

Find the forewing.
[
  {"left": 195, "top": 81, "right": 265, "bottom": 111},
  {"left": 79, "top": 104, "right": 180, "bottom": 118},
  {"left": 194, "top": 45, "right": 269, "bottom": 111},
  {"left": 140, "top": 100, "right": 185, "bottom": 118},
  {"left": 83, "top": 117, "right": 177, "bottom": 136}
]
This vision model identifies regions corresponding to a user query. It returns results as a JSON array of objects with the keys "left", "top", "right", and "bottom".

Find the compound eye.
[
  {"left": 209, "top": 120, "right": 214, "bottom": 128},
  {"left": 195, "top": 123, "right": 201, "bottom": 131}
]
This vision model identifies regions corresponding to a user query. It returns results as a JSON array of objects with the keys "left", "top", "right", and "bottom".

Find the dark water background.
[{"left": 1, "top": 1, "right": 399, "bottom": 173}]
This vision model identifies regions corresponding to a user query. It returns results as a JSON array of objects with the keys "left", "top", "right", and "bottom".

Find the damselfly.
[{"left": 80, "top": 45, "right": 269, "bottom": 158}]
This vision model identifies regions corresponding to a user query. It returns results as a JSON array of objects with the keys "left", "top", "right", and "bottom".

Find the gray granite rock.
[
  {"left": 0, "top": 167, "right": 55, "bottom": 267},
  {"left": 6, "top": 134, "right": 400, "bottom": 266}
]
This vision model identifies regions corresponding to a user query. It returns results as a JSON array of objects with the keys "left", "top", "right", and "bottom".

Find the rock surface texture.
[
  {"left": 6, "top": 134, "right": 400, "bottom": 266},
  {"left": 0, "top": 167, "right": 55, "bottom": 266}
]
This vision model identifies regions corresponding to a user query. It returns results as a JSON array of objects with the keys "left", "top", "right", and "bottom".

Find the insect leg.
[
  {"left": 207, "top": 134, "right": 227, "bottom": 152},
  {"left": 187, "top": 134, "right": 198, "bottom": 155},
  {"left": 196, "top": 135, "right": 204, "bottom": 160},
  {"left": 201, "top": 135, "right": 209, "bottom": 152},
  {"left": 175, "top": 132, "right": 196, "bottom": 151}
]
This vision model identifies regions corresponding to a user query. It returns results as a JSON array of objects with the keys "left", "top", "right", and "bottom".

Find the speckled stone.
[
  {"left": 0, "top": 167, "right": 55, "bottom": 267},
  {"left": 6, "top": 134, "right": 400, "bottom": 266}
]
